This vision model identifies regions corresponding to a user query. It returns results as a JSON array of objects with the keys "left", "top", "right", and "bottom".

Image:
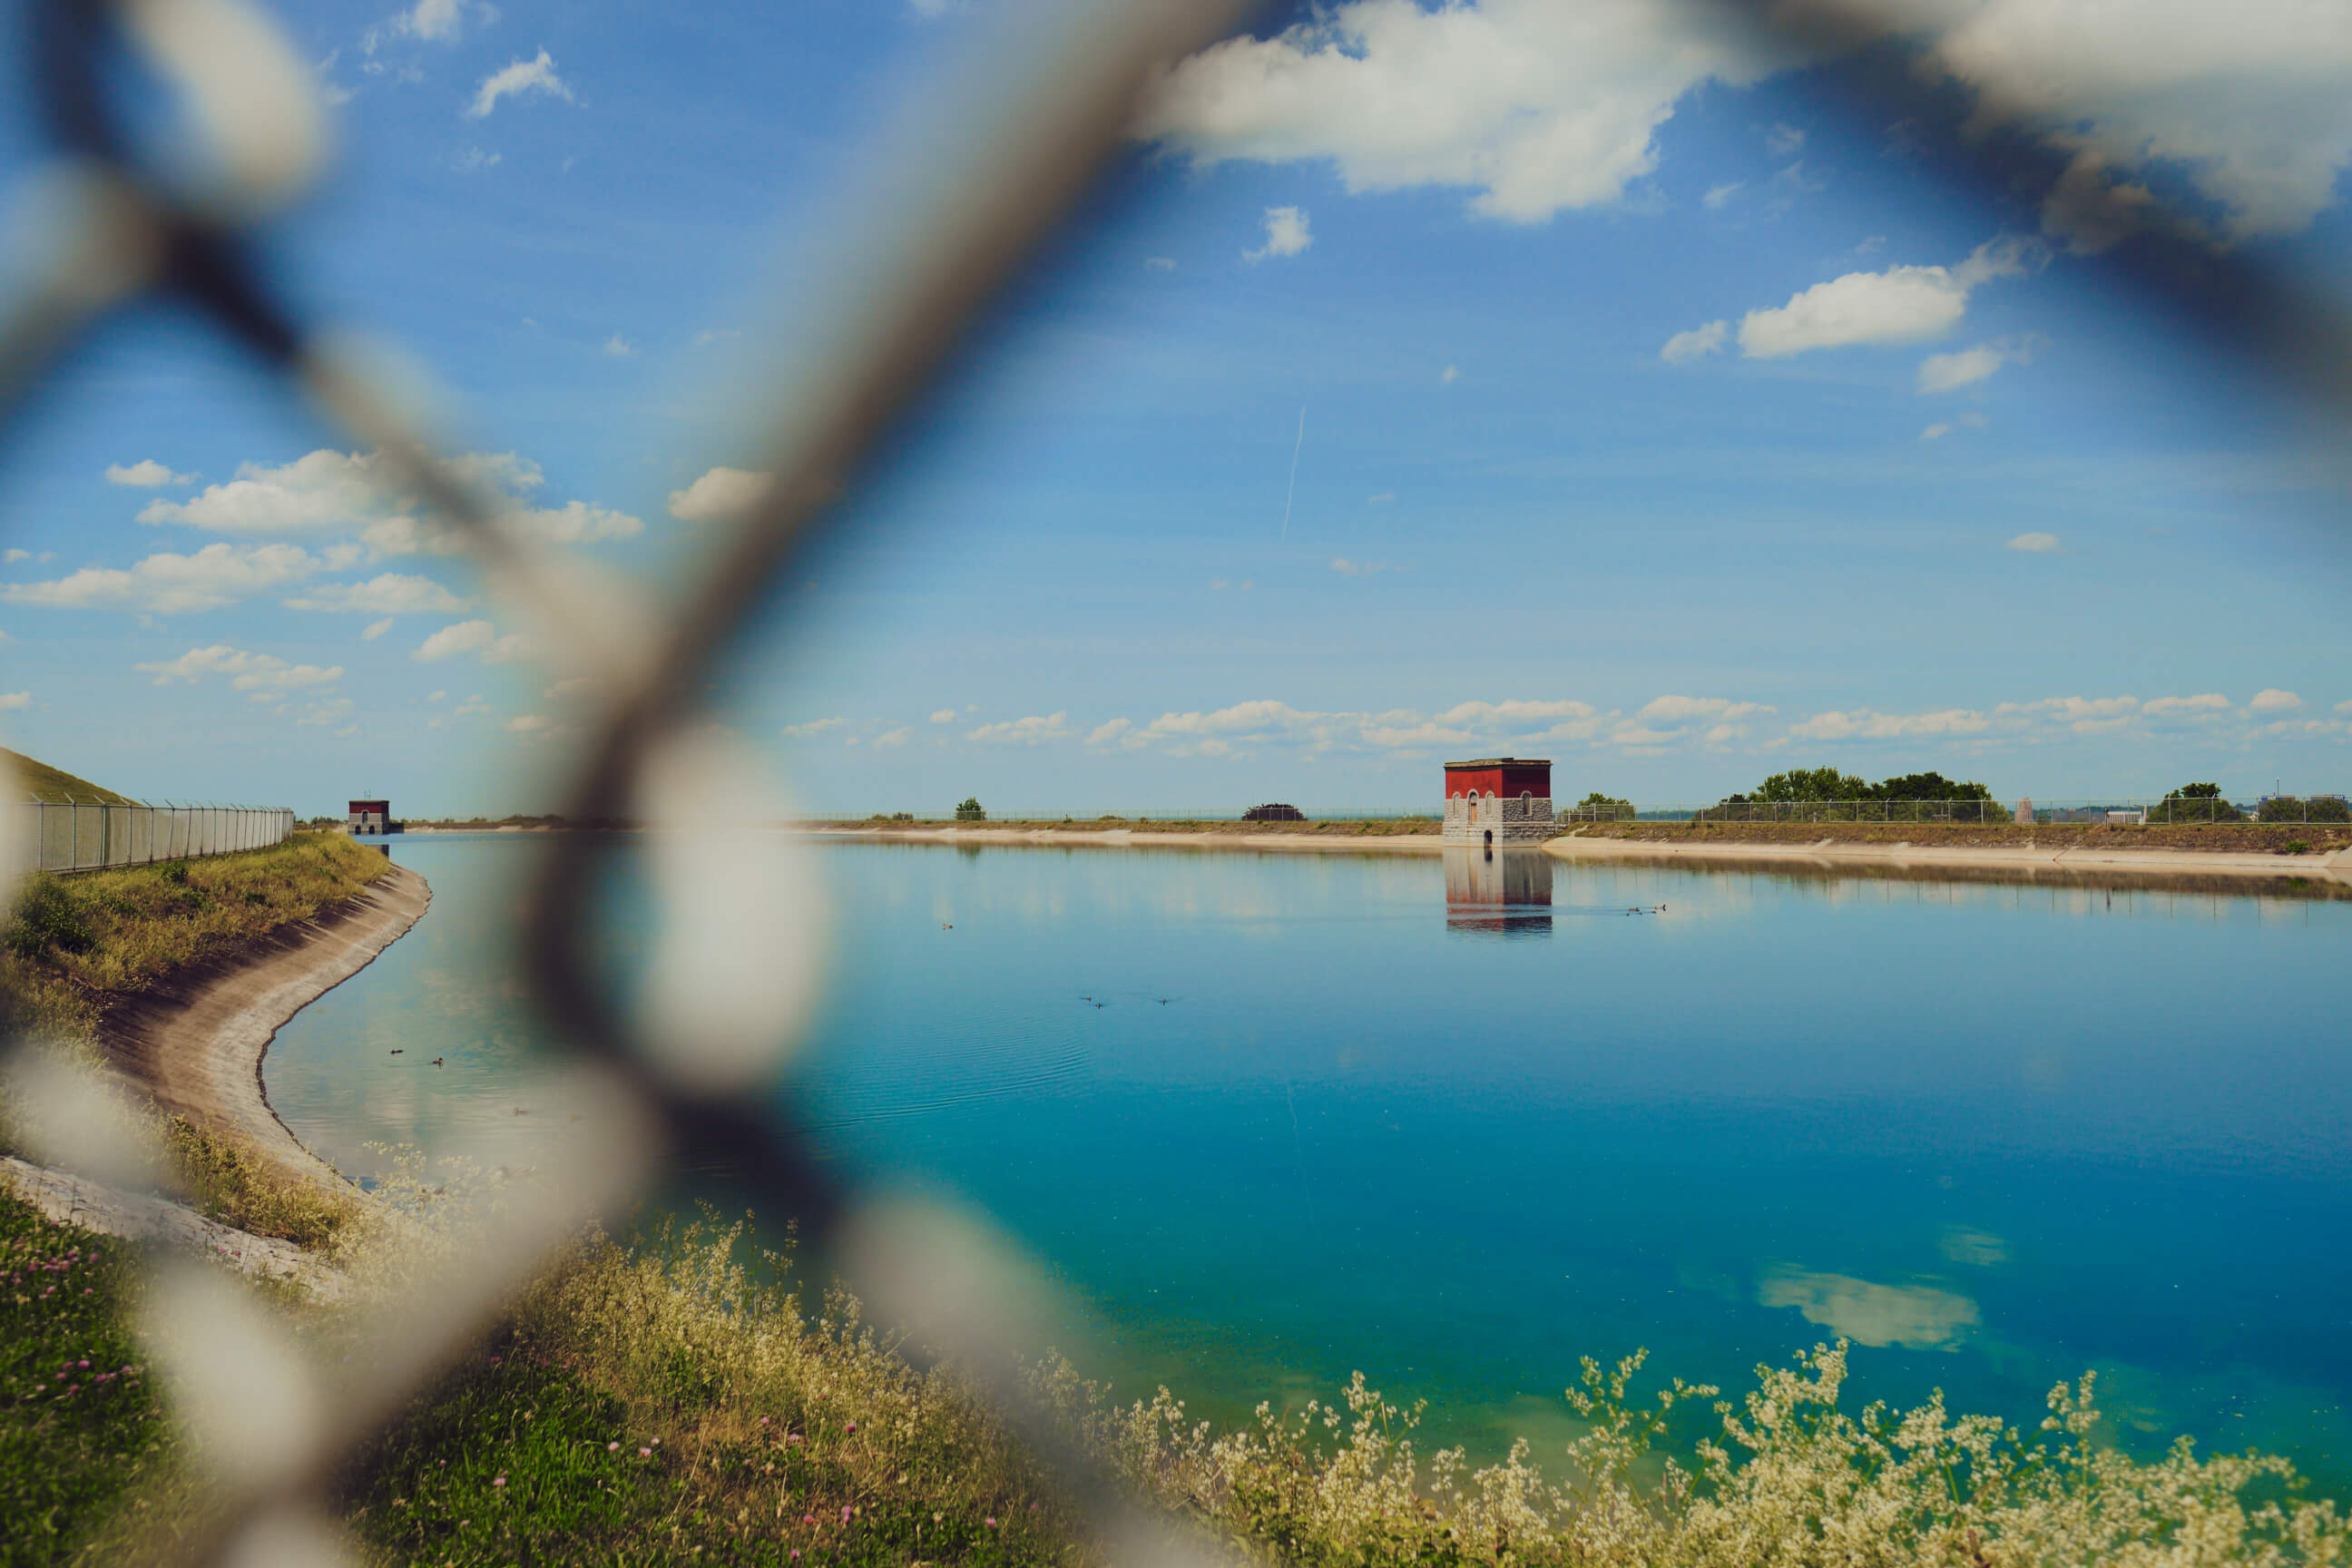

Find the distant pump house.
[{"left": 1442, "top": 758, "right": 1553, "bottom": 846}]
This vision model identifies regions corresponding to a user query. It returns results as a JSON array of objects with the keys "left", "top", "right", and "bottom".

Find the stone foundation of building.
[{"left": 1442, "top": 792, "right": 1554, "bottom": 844}]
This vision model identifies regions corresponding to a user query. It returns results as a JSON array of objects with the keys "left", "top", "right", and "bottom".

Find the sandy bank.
[
  {"left": 97, "top": 863, "right": 431, "bottom": 1186},
  {"left": 804, "top": 826, "right": 1445, "bottom": 855},
  {"left": 1544, "top": 833, "right": 2352, "bottom": 887}
]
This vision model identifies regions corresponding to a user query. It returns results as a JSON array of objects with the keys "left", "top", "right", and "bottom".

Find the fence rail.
[
  {"left": 818, "top": 796, "right": 2352, "bottom": 828},
  {"left": 5, "top": 799, "right": 295, "bottom": 874}
]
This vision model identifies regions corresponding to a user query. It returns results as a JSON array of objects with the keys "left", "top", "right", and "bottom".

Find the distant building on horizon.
[
  {"left": 348, "top": 798, "right": 398, "bottom": 835},
  {"left": 1442, "top": 758, "right": 1553, "bottom": 846}
]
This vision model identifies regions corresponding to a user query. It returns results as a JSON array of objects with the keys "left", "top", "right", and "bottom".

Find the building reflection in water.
[{"left": 1444, "top": 848, "right": 1553, "bottom": 936}]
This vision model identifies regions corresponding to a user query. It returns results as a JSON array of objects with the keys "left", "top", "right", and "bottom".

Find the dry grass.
[{"left": 0, "top": 832, "right": 387, "bottom": 1250}]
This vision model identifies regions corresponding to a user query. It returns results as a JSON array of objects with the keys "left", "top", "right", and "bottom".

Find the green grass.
[
  {"left": 0, "top": 833, "right": 386, "bottom": 1249},
  {"left": 0, "top": 1192, "right": 172, "bottom": 1561},
  {"left": 0, "top": 749, "right": 132, "bottom": 807}
]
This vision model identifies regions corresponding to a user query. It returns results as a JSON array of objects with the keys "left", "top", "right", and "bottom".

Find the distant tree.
[
  {"left": 2258, "top": 795, "right": 2351, "bottom": 825},
  {"left": 954, "top": 797, "right": 985, "bottom": 822},
  {"left": 1871, "top": 771, "right": 1994, "bottom": 803},
  {"left": 1574, "top": 789, "right": 1632, "bottom": 818},
  {"left": 1751, "top": 767, "right": 1868, "bottom": 803},
  {"left": 2156, "top": 782, "right": 2241, "bottom": 823}
]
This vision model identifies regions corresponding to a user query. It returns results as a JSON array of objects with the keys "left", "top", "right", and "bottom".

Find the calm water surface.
[{"left": 267, "top": 835, "right": 2352, "bottom": 1481}]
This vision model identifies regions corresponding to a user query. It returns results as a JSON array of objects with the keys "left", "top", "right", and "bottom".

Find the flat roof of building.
[{"left": 1442, "top": 758, "right": 1551, "bottom": 769}]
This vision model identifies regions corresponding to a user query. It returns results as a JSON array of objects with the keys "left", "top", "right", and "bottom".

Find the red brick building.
[{"left": 1442, "top": 757, "right": 1553, "bottom": 845}]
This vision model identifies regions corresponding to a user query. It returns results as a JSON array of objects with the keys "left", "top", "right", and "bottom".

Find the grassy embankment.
[
  {"left": 0, "top": 830, "right": 393, "bottom": 1245},
  {"left": 1, "top": 747, "right": 133, "bottom": 805},
  {"left": 1563, "top": 818, "right": 2352, "bottom": 854}
]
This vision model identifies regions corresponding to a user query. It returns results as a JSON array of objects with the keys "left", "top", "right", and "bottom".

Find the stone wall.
[{"left": 1442, "top": 791, "right": 1554, "bottom": 844}]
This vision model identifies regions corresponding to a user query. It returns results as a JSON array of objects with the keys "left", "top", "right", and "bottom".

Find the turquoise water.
[{"left": 266, "top": 835, "right": 2352, "bottom": 1482}]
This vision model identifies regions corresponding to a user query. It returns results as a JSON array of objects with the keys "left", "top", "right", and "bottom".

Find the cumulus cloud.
[
  {"left": 1922, "top": 423, "right": 1954, "bottom": 440},
  {"left": 1735, "top": 240, "right": 2034, "bottom": 358},
  {"left": 780, "top": 717, "right": 847, "bottom": 739},
  {"left": 504, "top": 713, "right": 553, "bottom": 733},
  {"left": 362, "top": 618, "right": 395, "bottom": 641},
  {"left": 1639, "top": 695, "right": 1772, "bottom": 723},
  {"left": 2141, "top": 693, "right": 2230, "bottom": 718},
  {"left": 104, "top": 459, "right": 193, "bottom": 487},
  {"left": 1244, "top": 206, "right": 1311, "bottom": 261},
  {"left": 928, "top": 709, "right": 957, "bottom": 724},
  {"left": 1759, "top": 1267, "right": 1977, "bottom": 1351},
  {"left": 0, "top": 691, "right": 27, "bottom": 711},
  {"left": 2249, "top": 688, "right": 2304, "bottom": 712},
  {"left": 872, "top": 727, "right": 911, "bottom": 750},
  {"left": 1329, "top": 557, "right": 1392, "bottom": 576},
  {"left": 603, "top": 334, "right": 635, "bottom": 358},
  {"left": 2005, "top": 532, "right": 2062, "bottom": 553},
  {"left": 282, "top": 573, "right": 468, "bottom": 615},
  {"left": 135, "top": 645, "right": 343, "bottom": 691},
  {"left": 1440, "top": 364, "right": 1459, "bottom": 384},
  {"left": 966, "top": 712, "right": 1072, "bottom": 745},
  {"left": 1085, "top": 718, "right": 1132, "bottom": 748},
  {"left": 1788, "top": 708, "right": 1994, "bottom": 741},
  {"left": 413, "top": 619, "right": 531, "bottom": 664},
  {"left": 2, "top": 543, "right": 322, "bottom": 612},
  {"left": 1702, "top": 181, "right": 1742, "bottom": 210},
  {"left": 1135, "top": 0, "right": 1805, "bottom": 222},
  {"left": 1916, "top": 1, "right": 2352, "bottom": 247},
  {"left": 1661, "top": 319, "right": 1727, "bottom": 363},
  {"left": 133, "top": 446, "right": 639, "bottom": 554},
  {"left": 666, "top": 466, "right": 773, "bottom": 524},
  {"left": 1918, "top": 339, "right": 2032, "bottom": 393},
  {"left": 468, "top": 50, "right": 572, "bottom": 118}
]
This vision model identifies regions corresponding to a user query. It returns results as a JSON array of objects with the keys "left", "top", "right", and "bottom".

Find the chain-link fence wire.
[
  {"left": 1, "top": 0, "right": 2348, "bottom": 1562},
  {"left": 5, "top": 799, "right": 293, "bottom": 872}
]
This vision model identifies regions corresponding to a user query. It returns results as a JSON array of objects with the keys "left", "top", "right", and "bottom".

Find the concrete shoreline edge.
[
  {"left": 803, "top": 825, "right": 2352, "bottom": 887},
  {"left": 2, "top": 861, "right": 431, "bottom": 1292}
]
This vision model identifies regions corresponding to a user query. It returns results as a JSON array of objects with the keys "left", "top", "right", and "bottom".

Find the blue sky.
[{"left": 2, "top": 0, "right": 2350, "bottom": 816}]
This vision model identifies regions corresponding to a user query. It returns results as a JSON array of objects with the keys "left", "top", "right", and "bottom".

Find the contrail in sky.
[{"left": 1279, "top": 403, "right": 1306, "bottom": 541}]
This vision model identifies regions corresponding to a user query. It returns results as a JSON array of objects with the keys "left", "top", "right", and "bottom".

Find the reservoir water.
[{"left": 266, "top": 834, "right": 2352, "bottom": 1485}]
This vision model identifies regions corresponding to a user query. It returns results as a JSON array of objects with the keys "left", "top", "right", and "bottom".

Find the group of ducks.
[{"left": 387, "top": 1049, "right": 445, "bottom": 1065}]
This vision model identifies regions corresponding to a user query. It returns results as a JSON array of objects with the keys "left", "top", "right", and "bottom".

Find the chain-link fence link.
[
  {"left": 5, "top": 799, "right": 293, "bottom": 874},
  {"left": 1, "top": 0, "right": 2347, "bottom": 1562}
]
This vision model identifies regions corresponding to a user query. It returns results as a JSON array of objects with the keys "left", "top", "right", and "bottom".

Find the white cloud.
[
  {"left": 504, "top": 714, "right": 553, "bottom": 733},
  {"left": 1244, "top": 206, "right": 1311, "bottom": 262},
  {"left": 780, "top": 717, "right": 847, "bottom": 739},
  {"left": 603, "top": 334, "right": 635, "bottom": 359},
  {"left": 413, "top": 619, "right": 531, "bottom": 664},
  {"left": 362, "top": 618, "right": 395, "bottom": 641},
  {"left": 468, "top": 50, "right": 572, "bottom": 118},
  {"left": 2005, "top": 532, "right": 2062, "bottom": 553},
  {"left": 966, "top": 711, "right": 1072, "bottom": 745},
  {"left": 1436, "top": 698, "right": 1598, "bottom": 728},
  {"left": 873, "top": 727, "right": 911, "bottom": 750},
  {"left": 1788, "top": 708, "right": 1994, "bottom": 741},
  {"left": 1661, "top": 319, "right": 1727, "bottom": 363},
  {"left": 1440, "top": 364, "right": 1459, "bottom": 384},
  {"left": 1922, "top": 423, "right": 1954, "bottom": 440},
  {"left": 1918, "top": 339, "right": 2032, "bottom": 394},
  {"left": 666, "top": 466, "right": 773, "bottom": 524},
  {"left": 135, "top": 645, "right": 342, "bottom": 691},
  {"left": 2249, "top": 688, "right": 2304, "bottom": 712},
  {"left": 104, "top": 459, "right": 193, "bottom": 487},
  {"left": 544, "top": 677, "right": 593, "bottom": 701},
  {"left": 1765, "top": 122, "right": 1805, "bottom": 158},
  {"left": 0, "top": 691, "right": 27, "bottom": 711},
  {"left": 1085, "top": 718, "right": 1132, "bottom": 748},
  {"left": 2, "top": 549, "right": 25, "bottom": 563},
  {"left": 1329, "top": 557, "right": 1392, "bottom": 576},
  {"left": 1639, "top": 695, "right": 1772, "bottom": 723},
  {"left": 453, "top": 694, "right": 491, "bottom": 717},
  {"left": 1736, "top": 240, "right": 2034, "bottom": 359},
  {"left": 1143, "top": 256, "right": 1177, "bottom": 270},
  {"left": 1918, "top": 2, "right": 2352, "bottom": 247},
  {"left": 2, "top": 542, "right": 322, "bottom": 612},
  {"left": 928, "top": 709, "right": 957, "bottom": 724},
  {"left": 496, "top": 501, "right": 642, "bottom": 545},
  {"left": 282, "top": 573, "right": 468, "bottom": 614},
  {"left": 1136, "top": 0, "right": 1804, "bottom": 222},
  {"left": 2141, "top": 693, "right": 2230, "bottom": 718},
  {"left": 453, "top": 146, "right": 502, "bottom": 174},
  {"left": 1702, "top": 181, "right": 1742, "bottom": 210}
]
